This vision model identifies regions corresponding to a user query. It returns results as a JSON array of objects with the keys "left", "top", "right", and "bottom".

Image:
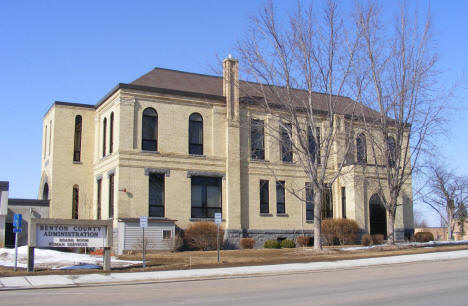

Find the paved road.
[{"left": 3, "top": 258, "right": 468, "bottom": 306}]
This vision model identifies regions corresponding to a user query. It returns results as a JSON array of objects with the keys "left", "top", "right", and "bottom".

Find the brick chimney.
[{"left": 223, "top": 55, "right": 239, "bottom": 122}]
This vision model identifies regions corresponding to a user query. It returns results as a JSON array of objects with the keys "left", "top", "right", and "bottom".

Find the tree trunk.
[
  {"left": 387, "top": 209, "right": 395, "bottom": 244},
  {"left": 313, "top": 190, "right": 322, "bottom": 250}
]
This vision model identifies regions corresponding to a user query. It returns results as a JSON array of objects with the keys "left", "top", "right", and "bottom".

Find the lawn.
[{"left": 1, "top": 243, "right": 467, "bottom": 277}]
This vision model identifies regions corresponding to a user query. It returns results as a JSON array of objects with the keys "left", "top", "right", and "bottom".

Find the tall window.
[
  {"left": 102, "top": 118, "right": 107, "bottom": 157},
  {"left": 251, "top": 119, "right": 265, "bottom": 160},
  {"left": 322, "top": 185, "right": 333, "bottom": 219},
  {"left": 189, "top": 113, "right": 203, "bottom": 155},
  {"left": 306, "top": 183, "right": 314, "bottom": 221},
  {"left": 356, "top": 133, "right": 367, "bottom": 164},
  {"left": 387, "top": 136, "right": 396, "bottom": 167},
  {"left": 276, "top": 181, "right": 285, "bottom": 214},
  {"left": 72, "top": 185, "right": 79, "bottom": 219},
  {"left": 308, "top": 127, "right": 320, "bottom": 164},
  {"left": 260, "top": 180, "right": 269, "bottom": 214},
  {"left": 149, "top": 173, "right": 165, "bottom": 217},
  {"left": 108, "top": 173, "right": 114, "bottom": 218},
  {"left": 109, "top": 112, "right": 114, "bottom": 154},
  {"left": 280, "top": 124, "right": 293, "bottom": 162},
  {"left": 191, "top": 176, "right": 221, "bottom": 218},
  {"left": 142, "top": 108, "right": 158, "bottom": 151},
  {"left": 42, "top": 183, "right": 49, "bottom": 200},
  {"left": 43, "top": 125, "right": 47, "bottom": 159},
  {"left": 97, "top": 179, "right": 102, "bottom": 220},
  {"left": 341, "top": 187, "right": 346, "bottom": 218},
  {"left": 48, "top": 120, "right": 52, "bottom": 156},
  {"left": 73, "top": 115, "right": 82, "bottom": 162}
]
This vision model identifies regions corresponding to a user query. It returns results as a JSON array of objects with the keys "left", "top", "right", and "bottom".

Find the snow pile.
[
  {"left": 0, "top": 246, "right": 140, "bottom": 269},
  {"left": 340, "top": 239, "right": 468, "bottom": 251}
]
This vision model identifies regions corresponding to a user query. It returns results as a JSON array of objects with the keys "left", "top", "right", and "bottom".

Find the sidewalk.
[{"left": 1, "top": 249, "right": 468, "bottom": 290}]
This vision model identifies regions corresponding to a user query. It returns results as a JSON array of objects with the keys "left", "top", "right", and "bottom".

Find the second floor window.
[
  {"left": 308, "top": 127, "right": 320, "bottom": 164},
  {"left": 189, "top": 113, "right": 203, "bottom": 155},
  {"left": 356, "top": 133, "right": 367, "bottom": 164},
  {"left": 387, "top": 136, "right": 396, "bottom": 168},
  {"left": 251, "top": 119, "right": 265, "bottom": 160},
  {"left": 280, "top": 124, "right": 293, "bottom": 162},
  {"left": 142, "top": 108, "right": 158, "bottom": 151},
  {"left": 109, "top": 112, "right": 114, "bottom": 154},
  {"left": 102, "top": 118, "right": 107, "bottom": 157},
  {"left": 73, "top": 115, "right": 82, "bottom": 162}
]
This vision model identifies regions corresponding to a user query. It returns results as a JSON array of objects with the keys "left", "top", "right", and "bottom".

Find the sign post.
[
  {"left": 140, "top": 216, "right": 148, "bottom": 268},
  {"left": 214, "top": 213, "right": 222, "bottom": 263},
  {"left": 13, "top": 214, "right": 22, "bottom": 272}
]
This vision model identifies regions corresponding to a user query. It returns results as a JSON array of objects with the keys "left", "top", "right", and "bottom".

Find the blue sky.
[{"left": 0, "top": 1, "right": 466, "bottom": 226}]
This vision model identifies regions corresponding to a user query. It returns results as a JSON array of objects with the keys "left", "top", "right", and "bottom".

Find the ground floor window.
[
  {"left": 149, "top": 173, "right": 165, "bottom": 217},
  {"left": 260, "top": 180, "right": 269, "bottom": 214},
  {"left": 306, "top": 183, "right": 314, "bottom": 221},
  {"left": 72, "top": 185, "right": 79, "bottom": 219},
  {"left": 305, "top": 183, "right": 333, "bottom": 221},
  {"left": 276, "top": 181, "right": 285, "bottom": 214},
  {"left": 191, "top": 176, "right": 221, "bottom": 218}
]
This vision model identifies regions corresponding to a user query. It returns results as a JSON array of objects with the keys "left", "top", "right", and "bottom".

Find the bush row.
[{"left": 361, "top": 234, "right": 385, "bottom": 246}]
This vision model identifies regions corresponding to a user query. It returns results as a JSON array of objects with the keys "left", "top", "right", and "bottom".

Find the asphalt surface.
[{"left": 2, "top": 257, "right": 468, "bottom": 305}]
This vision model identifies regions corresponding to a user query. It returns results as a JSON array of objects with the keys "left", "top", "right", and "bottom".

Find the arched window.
[
  {"left": 42, "top": 183, "right": 49, "bottom": 200},
  {"left": 73, "top": 115, "right": 82, "bottom": 162},
  {"left": 387, "top": 136, "right": 396, "bottom": 167},
  {"left": 142, "top": 108, "right": 158, "bottom": 151},
  {"left": 72, "top": 185, "right": 79, "bottom": 219},
  {"left": 189, "top": 113, "right": 203, "bottom": 155},
  {"left": 102, "top": 118, "right": 107, "bottom": 157},
  {"left": 356, "top": 133, "right": 367, "bottom": 164},
  {"left": 109, "top": 112, "right": 114, "bottom": 154}
]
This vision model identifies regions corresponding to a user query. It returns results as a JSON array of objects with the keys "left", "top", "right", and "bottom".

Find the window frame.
[
  {"left": 276, "top": 181, "right": 286, "bottom": 214},
  {"left": 341, "top": 186, "right": 346, "bottom": 218},
  {"left": 251, "top": 119, "right": 265, "bottom": 160},
  {"left": 260, "top": 180, "right": 269, "bottom": 214},
  {"left": 142, "top": 108, "right": 158, "bottom": 152},
  {"left": 72, "top": 185, "right": 79, "bottom": 219},
  {"left": 73, "top": 115, "right": 82, "bottom": 162},
  {"left": 305, "top": 182, "right": 314, "bottom": 221},
  {"left": 108, "top": 173, "right": 114, "bottom": 218},
  {"left": 190, "top": 176, "right": 222, "bottom": 219},
  {"left": 280, "top": 124, "right": 293, "bottom": 162},
  {"left": 109, "top": 112, "right": 114, "bottom": 154},
  {"left": 97, "top": 178, "right": 102, "bottom": 220},
  {"left": 149, "top": 173, "right": 165, "bottom": 217},
  {"left": 188, "top": 113, "right": 203, "bottom": 155},
  {"left": 102, "top": 118, "right": 107, "bottom": 157}
]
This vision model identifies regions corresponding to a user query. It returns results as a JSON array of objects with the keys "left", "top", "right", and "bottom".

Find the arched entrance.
[{"left": 369, "top": 194, "right": 387, "bottom": 238}]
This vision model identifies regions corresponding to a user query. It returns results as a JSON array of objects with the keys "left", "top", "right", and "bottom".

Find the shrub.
[
  {"left": 264, "top": 240, "right": 281, "bottom": 249},
  {"left": 361, "top": 234, "right": 372, "bottom": 246},
  {"left": 280, "top": 239, "right": 296, "bottom": 248},
  {"left": 321, "top": 219, "right": 338, "bottom": 246},
  {"left": 372, "top": 234, "right": 385, "bottom": 245},
  {"left": 296, "top": 236, "right": 310, "bottom": 247},
  {"left": 184, "top": 222, "right": 224, "bottom": 251},
  {"left": 335, "top": 219, "right": 360, "bottom": 245},
  {"left": 322, "top": 218, "right": 360, "bottom": 246},
  {"left": 414, "top": 231, "right": 434, "bottom": 243},
  {"left": 240, "top": 238, "right": 255, "bottom": 249}
]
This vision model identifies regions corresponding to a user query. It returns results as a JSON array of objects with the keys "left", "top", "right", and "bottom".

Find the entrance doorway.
[{"left": 369, "top": 194, "right": 387, "bottom": 238}]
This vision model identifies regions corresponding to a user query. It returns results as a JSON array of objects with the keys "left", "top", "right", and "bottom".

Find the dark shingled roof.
[{"left": 131, "top": 67, "right": 379, "bottom": 118}]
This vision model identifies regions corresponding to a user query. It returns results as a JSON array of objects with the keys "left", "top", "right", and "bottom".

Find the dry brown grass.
[{"left": 1, "top": 244, "right": 468, "bottom": 277}]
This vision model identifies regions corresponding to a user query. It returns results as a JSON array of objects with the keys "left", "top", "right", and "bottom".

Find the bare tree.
[
  {"left": 355, "top": 2, "right": 446, "bottom": 243},
  {"left": 422, "top": 164, "right": 468, "bottom": 240},
  {"left": 237, "top": 0, "right": 362, "bottom": 249}
]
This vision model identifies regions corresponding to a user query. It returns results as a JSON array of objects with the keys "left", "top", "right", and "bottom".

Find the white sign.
[
  {"left": 36, "top": 224, "right": 106, "bottom": 248},
  {"left": 214, "top": 213, "right": 222, "bottom": 225},
  {"left": 140, "top": 216, "right": 148, "bottom": 228}
]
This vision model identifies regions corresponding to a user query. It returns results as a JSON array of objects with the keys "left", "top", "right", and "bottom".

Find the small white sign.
[
  {"left": 214, "top": 213, "right": 222, "bottom": 225},
  {"left": 140, "top": 216, "right": 148, "bottom": 228}
]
